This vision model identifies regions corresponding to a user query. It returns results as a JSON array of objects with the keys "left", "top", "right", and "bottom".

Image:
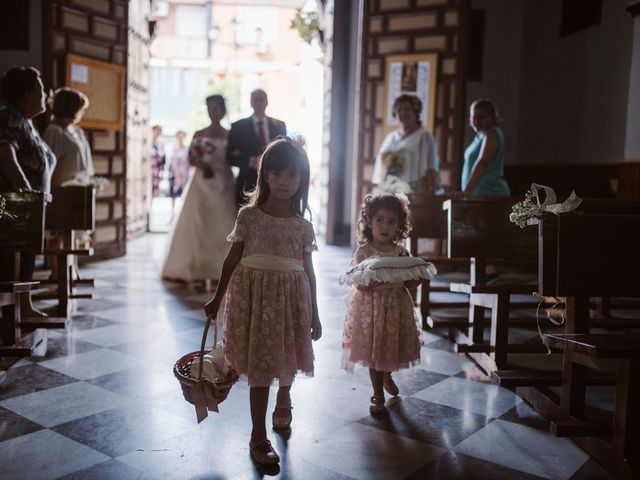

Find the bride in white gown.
[{"left": 161, "top": 95, "right": 236, "bottom": 285}]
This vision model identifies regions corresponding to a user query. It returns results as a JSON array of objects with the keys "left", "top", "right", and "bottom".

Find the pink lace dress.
[
  {"left": 223, "top": 206, "right": 317, "bottom": 387},
  {"left": 342, "top": 243, "right": 421, "bottom": 373}
]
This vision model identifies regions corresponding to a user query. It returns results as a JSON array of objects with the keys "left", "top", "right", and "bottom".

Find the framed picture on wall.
[
  {"left": 65, "top": 54, "right": 125, "bottom": 131},
  {"left": 383, "top": 53, "right": 438, "bottom": 136}
]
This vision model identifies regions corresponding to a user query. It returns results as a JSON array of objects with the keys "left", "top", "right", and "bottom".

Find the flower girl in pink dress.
[
  {"left": 204, "top": 137, "right": 322, "bottom": 466},
  {"left": 342, "top": 193, "right": 424, "bottom": 415}
]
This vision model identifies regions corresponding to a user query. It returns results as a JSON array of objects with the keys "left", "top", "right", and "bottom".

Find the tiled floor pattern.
[{"left": 0, "top": 235, "right": 616, "bottom": 480}]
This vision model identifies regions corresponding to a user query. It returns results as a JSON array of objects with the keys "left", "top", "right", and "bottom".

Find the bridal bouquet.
[
  {"left": 189, "top": 137, "right": 217, "bottom": 179},
  {"left": 374, "top": 175, "right": 412, "bottom": 194}
]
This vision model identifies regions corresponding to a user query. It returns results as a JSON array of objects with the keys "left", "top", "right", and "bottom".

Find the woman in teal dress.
[{"left": 460, "top": 99, "right": 510, "bottom": 196}]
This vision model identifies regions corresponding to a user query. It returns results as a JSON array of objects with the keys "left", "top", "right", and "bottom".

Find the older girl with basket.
[{"left": 204, "top": 137, "right": 322, "bottom": 466}]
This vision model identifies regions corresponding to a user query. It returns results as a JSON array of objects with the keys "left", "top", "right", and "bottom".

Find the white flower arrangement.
[
  {"left": 509, "top": 183, "right": 582, "bottom": 228},
  {"left": 0, "top": 195, "right": 16, "bottom": 220},
  {"left": 509, "top": 190, "right": 546, "bottom": 228},
  {"left": 374, "top": 175, "right": 412, "bottom": 194},
  {"left": 61, "top": 172, "right": 111, "bottom": 192}
]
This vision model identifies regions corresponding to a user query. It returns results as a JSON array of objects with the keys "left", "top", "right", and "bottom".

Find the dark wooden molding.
[
  {"left": 466, "top": 9, "right": 484, "bottom": 82},
  {"left": 0, "top": 1, "right": 30, "bottom": 50},
  {"left": 627, "top": 2, "right": 640, "bottom": 17},
  {"left": 559, "top": 0, "right": 602, "bottom": 37}
]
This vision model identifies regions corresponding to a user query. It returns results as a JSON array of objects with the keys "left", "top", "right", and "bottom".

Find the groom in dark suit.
[{"left": 226, "top": 89, "right": 287, "bottom": 206}]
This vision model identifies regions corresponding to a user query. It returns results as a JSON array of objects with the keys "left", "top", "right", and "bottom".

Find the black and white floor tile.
[{"left": 0, "top": 235, "right": 616, "bottom": 479}]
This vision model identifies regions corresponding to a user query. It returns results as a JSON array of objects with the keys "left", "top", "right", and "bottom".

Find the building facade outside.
[{"left": 148, "top": 0, "right": 325, "bottom": 229}]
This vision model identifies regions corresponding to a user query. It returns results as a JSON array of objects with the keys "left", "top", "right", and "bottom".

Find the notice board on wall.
[
  {"left": 65, "top": 53, "right": 125, "bottom": 130},
  {"left": 383, "top": 53, "right": 438, "bottom": 137}
]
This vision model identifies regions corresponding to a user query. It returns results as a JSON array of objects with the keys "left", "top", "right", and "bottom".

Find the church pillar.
[{"left": 625, "top": 2, "right": 640, "bottom": 161}]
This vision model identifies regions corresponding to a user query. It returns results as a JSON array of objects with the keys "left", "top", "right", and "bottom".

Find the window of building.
[
  {"left": 175, "top": 5, "right": 208, "bottom": 38},
  {"left": 235, "top": 6, "right": 278, "bottom": 48}
]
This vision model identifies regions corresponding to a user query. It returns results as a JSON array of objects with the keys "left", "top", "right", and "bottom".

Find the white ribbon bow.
[
  {"left": 191, "top": 378, "right": 220, "bottom": 423},
  {"left": 530, "top": 183, "right": 582, "bottom": 214}
]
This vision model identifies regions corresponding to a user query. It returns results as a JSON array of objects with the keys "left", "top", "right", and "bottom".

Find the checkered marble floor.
[{"left": 0, "top": 234, "right": 615, "bottom": 480}]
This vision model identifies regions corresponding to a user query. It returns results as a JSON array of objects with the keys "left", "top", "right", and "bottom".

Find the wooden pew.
[
  {"left": 449, "top": 198, "right": 640, "bottom": 374},
  {"left": 0, "top": 192, "right": 65, "bottom": 363},
  {"left": 561, "top": 200, "right": 640, "bottom": 318},
  {"left": 407, "top": 194, "right": 469, "bottom": 329},
  {"left": 0, "top": 192, "right": 49, "bottom": 253},
  {"left": 0, "top": 281, "right": 40, "bottom": 356},
  {"left": 41, "top": 186, "right": 95, "bottom": 316},
  {"left": 517, "top": 213, "right": 640, "bottom": 479},
  {"left": 504, "top": 164, "right": 619, "bottom": 199},
  {"left": 493, "top": 199, "right": 640, "bottom": 384},
  {"left": 443, "top": 197, "right": 551, "bottom": 372}
]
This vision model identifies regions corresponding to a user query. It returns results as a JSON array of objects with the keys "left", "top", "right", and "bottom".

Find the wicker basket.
[{"left": 173, "top": 311, "right": 238, "bottom": 407}]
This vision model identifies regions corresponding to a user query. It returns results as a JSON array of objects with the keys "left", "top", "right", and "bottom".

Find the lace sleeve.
[
  {"left": 302, "top": 221, "right": 318, "bottom": 253},
  {"left": 226, "top": 208, "right": 247, "bottom": 242}
]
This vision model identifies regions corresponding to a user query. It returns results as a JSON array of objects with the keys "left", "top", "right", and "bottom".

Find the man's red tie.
[{"left": 257, "top": 119, "right": 267, "bottom": 147}]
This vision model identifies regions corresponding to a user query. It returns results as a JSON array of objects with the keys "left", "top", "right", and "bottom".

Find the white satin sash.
[{"left": 240, "top": 253, "right": 304, "bottom": 272}]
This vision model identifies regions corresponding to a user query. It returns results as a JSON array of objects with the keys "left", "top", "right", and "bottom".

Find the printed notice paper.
[{"left": 70, "top": 63, "right": 89, "bottom": 84}]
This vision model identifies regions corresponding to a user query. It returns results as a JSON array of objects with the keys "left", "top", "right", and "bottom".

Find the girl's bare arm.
[
  {"left": 404, "top": 279, "right": 422, "bottom": 290},
  {"left": 0, "top": 144, "right": 31, "bottom": 191},
  {"left": 203, "top": 242, "right": 244, "bottom": 316},
  {"left": 303, "top": 252, "right": 322, "bottom": 341}
]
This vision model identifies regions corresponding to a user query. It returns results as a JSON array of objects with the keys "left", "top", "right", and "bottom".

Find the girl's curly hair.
[{"left": 357, "top": 192, "right": 412, "bottom": 245}]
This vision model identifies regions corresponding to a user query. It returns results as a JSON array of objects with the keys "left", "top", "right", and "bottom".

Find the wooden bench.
[
  {"left": 1, "top": 281, "right": 42, "bottom": 356},
  {"left": 40, "top": 186, "right": 95, "bottom": 316},
  {"left": 0, "top": 192, "right": 65, "bottom": 368},
  {"left": 492, "top": 200, "right": 640, "bottom": 385},
  {"left": 561, "top": 200, "right": 640, "bottom": 318},
  {"left": 543, "top": 335, "right": 640, "bottom": 478},
  {"left": 443, "top": 197, "right": 551, "bottom": 372},
  {"left": 504, "top": 164, "right": 619, "bottom": 199},
  {"left": 408, "top": 194, "right": 469, "bottom": 329},
  {"left": 515, "top": 213, "right": 640, "bottom": 479}
]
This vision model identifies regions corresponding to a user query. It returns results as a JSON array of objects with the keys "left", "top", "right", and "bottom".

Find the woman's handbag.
[{"left": 173, "top": 311, "right": 238, "bottom": 423}]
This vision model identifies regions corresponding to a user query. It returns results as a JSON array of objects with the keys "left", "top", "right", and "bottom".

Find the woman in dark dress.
[{"left": 0, "top": 66, "right": 56, "bottom": 316}]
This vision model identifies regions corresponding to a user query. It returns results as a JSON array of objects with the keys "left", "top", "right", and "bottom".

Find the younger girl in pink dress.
[
  {"left": 204, "top": 137, "right": 322, "bottom": 466},
  {"left": 342, "top": 193, "right": 423, "bottom": 415}
]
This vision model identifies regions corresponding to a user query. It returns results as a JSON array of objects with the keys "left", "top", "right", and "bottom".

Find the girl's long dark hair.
[{"left": 247, "top": 137, "right": 311, "bottom": 219}]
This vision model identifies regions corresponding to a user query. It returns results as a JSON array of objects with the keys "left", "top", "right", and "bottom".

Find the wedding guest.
[
  {"left": 458, "top": 98, "right": 510, "bottom": 197},
  {"left": 0, "top": 66, "right": 56, "bottom": 316},
  {"left": 43, "top": 87, "right": 93, "bottom": 186},
  {"left": 168, "top": 129, "right": 189, "bottom": 219},
  {"left": 372, "top": 94, "right": 442, "bottom": 194},
  {"left": 151, "top": 124, "right": 165, "bottom": 198},
  {"left": 43, "top": 87, "right": 94, "bottom": 278},
  {"left": 226, "top": 89, "right": 286, "bottom": 206}
]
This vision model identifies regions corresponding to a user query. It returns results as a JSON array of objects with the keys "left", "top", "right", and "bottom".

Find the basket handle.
[{"left": 198, "top": 311, "right": 219, "bottom": 380}]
